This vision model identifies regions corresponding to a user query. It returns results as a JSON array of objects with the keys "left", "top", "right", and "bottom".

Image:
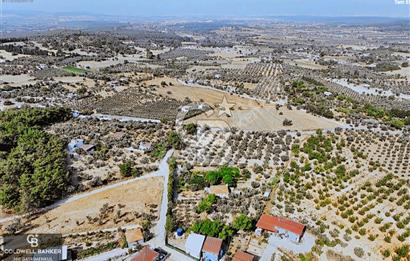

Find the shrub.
[
  {"left": 354, "top": 247, "right": 365, "bottom": 258},
  {"left": 196, "top": 194, "right": 217, "bottom": 213},
  {"left": 0, "top": 107, "right": 71, "bottom": 212},
  {"left": 232, "top": 214, "right": 254, "bottom": 231}
]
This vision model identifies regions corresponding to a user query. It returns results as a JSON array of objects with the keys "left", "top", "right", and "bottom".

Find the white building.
[
  {"left": 139, "top": 141, "right": 153, "bottom": 152},
  {"left": 185, "top": 233, "right": 205, "bottom": 259},
  {"left": 67, "top": 139, "right": 84, "bottom": 154}
]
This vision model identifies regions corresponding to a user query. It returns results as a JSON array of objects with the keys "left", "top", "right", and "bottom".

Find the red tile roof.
[
  {"left": 232, "top": 250, "right": 255, "bottom": 261},
  {"left": 132, "top": 246, "right": 159, "bottom": 261},
  {"left": 256, "top": 214, "right": 305, "bottom": 236},
  {"left": 202, "top": 236, "right": 223, "bottom": 255}
]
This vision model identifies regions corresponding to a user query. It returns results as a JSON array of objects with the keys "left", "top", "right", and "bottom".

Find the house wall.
[
  {"left": 276, "top": 228, "right": 300, "bottom": 242},
  {"left": 202, "top": 251, "right": 219, "bottom": 261},
  {"left": 127, "top": 240, "right": 143, "bottom": 249},
  {"left": 187, "top": 249, "right": 201, "bottom": 259}
]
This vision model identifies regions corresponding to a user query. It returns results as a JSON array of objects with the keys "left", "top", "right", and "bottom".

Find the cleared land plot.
[
  {"left": 285, "top": 59, "right": 327, "bottom": 70},
  {"left": 0, "top": 50, "right": 29, "bottom": 61},
  {"left": 383, "top": 66, "right": 410, "bottom": 80},
  {"left": 148, "top": 77, "right": 342, "bottom": 131},
  {"left": 0, "top": 74, "right": 36, "bottom": 87},
  {"left": 187, "top": 107, "right": 341, "bottom": 131},
  {"left": 25, "top": 177, "right": 163, "bottom": 235},
  {"left": 148, "top": 77, "right": 262, "bottom": 109}
]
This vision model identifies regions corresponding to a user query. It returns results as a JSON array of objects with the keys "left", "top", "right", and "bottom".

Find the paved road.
[
  {"left": 74, "top": 149, "right": 193, "bottom": 261},
  {"left": 125, "top": 148, "right": 194, "bottom": 261},
  {"left": 150, "top": 150, "right": 171, "bottom": 247},
  {"left": 146, "top": 149, "right": 195, "bottom": 261},
  {"left": 82, "top": 248, "right": 129, "bottom": 261},
  {"left": 260, "top": 244, "right": 277, "bottom": 261}
]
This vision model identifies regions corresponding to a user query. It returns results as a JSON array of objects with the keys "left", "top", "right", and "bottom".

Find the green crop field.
[{"left": 63, "top": 65, "right": 88, "bottom": 75}]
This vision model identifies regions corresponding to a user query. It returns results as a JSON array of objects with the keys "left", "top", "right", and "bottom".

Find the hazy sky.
[{"left": 2, "top": 0, "right": 410, "bottom": 18}]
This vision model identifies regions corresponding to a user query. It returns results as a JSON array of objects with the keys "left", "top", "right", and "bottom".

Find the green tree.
[
  {"left": 232, "top": 214, "right": 254, "bottom": 231},
  {"left": 196, "top": 194, "right": 217, "bottom": 213},
  {"left": 167, "top": 131, "right": 183, "bottom": 149},
  {"left": 0, "top": 108, "right": 71, "bottom": 212},
  {"left": 119, "top": 161, "right": 133, "bottom": 177},
  {"left": 183, "top": 123, "right": 197, "bottom": 135}
]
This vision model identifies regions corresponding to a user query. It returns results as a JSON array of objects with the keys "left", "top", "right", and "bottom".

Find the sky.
[{"left": 1, "top": 0, "right": 410, "bottom": 18}]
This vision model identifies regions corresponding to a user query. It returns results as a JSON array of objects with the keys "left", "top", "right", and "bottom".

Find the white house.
[
  {"left": 263, "top": 189, "right": 272, "bottom": 199},
  {"left": 139, "top": 141, "right": 153, "bottom": 152},
  {"left": 67, "top": 139, "right": 84, "bottom": 154},
  {"left": 185, "top": 233, "right": 205, "bottom": 259}
]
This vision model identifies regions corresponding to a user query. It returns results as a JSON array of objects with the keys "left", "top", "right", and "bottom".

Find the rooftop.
[
  {"left": 256, "top": 214, "right": 306, "bottom": 236},
  {"left": 209, "top": 184, "right": 229, "bottom": 195},
  {"left": 185, "top": 233, "right": 206, "bottom": 258},
  {"left": 132, "top": 246, "right": 159, "bottom": 261},
  {"left": 232, "top": 250, "right": 255, "bottom": 261},
  {"left": 125, "top": 228, "right": 144, "bottom": 243},
  {"left": 202, "top": 236, "right": 223, "bottom": 255}
]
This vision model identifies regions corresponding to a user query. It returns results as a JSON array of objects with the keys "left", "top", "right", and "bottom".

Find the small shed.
[
  {"left": 125, "top": 228, "right": 144, "bottom": 249},
  {"left": 67, "top": 139, "right": 84, "bottom": 154},
  {"left": 185, "top": 233, "right": 205, "bottom": 259},
  {"left": 263, "top": 189, "right": 272, "bottom": 199},
  {"left": 202, "top": 236, "right": 223, "bottom": 261},
  {"left": 139, "top": 141, "right": 153, "bottom": 152},
  {"left": 81, "top": 144, "right": 96, "bottom": 154},
  {"left": 208, "top": 184, "right": 230, "bottom": 198}
]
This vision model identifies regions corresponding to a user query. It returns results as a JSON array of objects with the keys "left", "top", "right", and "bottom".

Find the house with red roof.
[
  {"left": 201, "top": 236, "right": 223, "bottom": 261},
  {"left": 256, "top": 214, "right": 306, "bottom": 242},
  {"left": 132, "top": 246, "right": 159, "bottom": 261},
  {"left": 232, "top": 250, "right": 255, "bottom": 261}
]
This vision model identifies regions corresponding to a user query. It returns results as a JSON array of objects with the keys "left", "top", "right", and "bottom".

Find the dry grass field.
[
  {"left": 190, "top": 107, "right": 341, "bottom": 131},
  {"left": 24, "top": 177, "right": 163, "bottom": 235},
  {"left": 147, "top": 76, "right": 261, "bottom": 109},
  {"left": 147, "top": 77, "right": 342, "bottom": 131},
  {"left": 285, "top": 59, "right": 328, "bottom": 70}
]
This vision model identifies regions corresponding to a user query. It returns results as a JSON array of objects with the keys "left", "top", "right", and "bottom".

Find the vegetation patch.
[
  {"left": 0, "top": 107, "right": 71, "bottom": 212},
  {"left": 196, "top": 194, "right": 217, "bottom": 213},
  {"left": 63, "top": 65, "right": 88, "bottom": 75}
]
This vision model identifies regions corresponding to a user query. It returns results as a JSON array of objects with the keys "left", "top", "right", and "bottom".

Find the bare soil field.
[
  {"left": 25, "top": 177, "right": 163, "bottom": 235},
  {"left": 285, "top": 59, "right": 327, "bottom": 70},
  {"left": 220, "top": 58, "right": 260, "bottom": 70},
  {"left": 187, "top": 107, "right": 341, "bottom": 131},
  {"left": 384, "top": 67, "right": 410, "bottom": 80},
  {"left": 0, "top": 74, "right": 36, "bottom": 87},
  {"left": 148, "top": 77, "right": 341, "bottom": 131},
  {"left": 0, "top": 50, "right": 29, "bottom": 61},
  {"left": 54, "top": 76, "right": 86, "bottom": 84},
  {"left": 148, "top": 77, "right": 262, "bottom": 109}
]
